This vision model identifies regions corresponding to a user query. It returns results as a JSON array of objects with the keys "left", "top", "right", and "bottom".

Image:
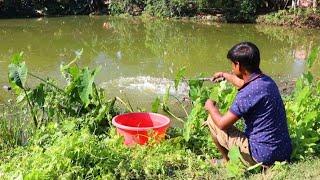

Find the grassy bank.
[
  {"left": 257, "top": 8, "right": 320, "bottom": 28},
  {"left": 0, "top": 48, "right": 319, "bottom": 179}
]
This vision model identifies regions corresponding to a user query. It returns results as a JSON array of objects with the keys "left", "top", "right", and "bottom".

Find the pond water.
[{"left": 0, "top": 16, "right": 319, "bottom": 109}]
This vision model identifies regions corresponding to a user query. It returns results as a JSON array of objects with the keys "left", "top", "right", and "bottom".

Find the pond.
[{"left": 0, "top": 16, "right": 319, "bottom": 109}]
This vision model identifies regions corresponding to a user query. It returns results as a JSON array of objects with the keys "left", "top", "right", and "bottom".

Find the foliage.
[
  {"left": 154, "top": 70, "right": 237, "bottom": 157},
  {"left": 182, "top": 79, "right": 239, "bottom": 157},
  {"left": 109, "top": 0, "right": 145, "bottom": 15},
  {"left": 224, "top": 0, "right": 260, "bottom": 22},
  {"left": 249, "top": 158, "right": 320, "bottom": 180},
  {"left": 109, "top": 0, "right": 128, "bottom": 15},
  {"left": 0, "top": 118, "right": 215, "bottom": 179},
  {"left": 225, "top": 146, "right": 247, "bottom": 177},
  {"left": 8, "top": 52, "right": 27, "bottom": 91},
  {"left": 1, "top": 49, "right": 320, "bottom": 179},
  {"left": 0, "top": 103, "right": 32, "bottom": 150},
  {"left": 0, "top": 0, "right": 105, "bottom": 17},
  {"left": 257, "top": 8, "right": 320, "bottom": 28},
  {"left": 144, "top": 0, "right": 205, "bottom": 17},
  {"left": 239, "top": 0, "right": 258, "bottom": 21},
  {"left": 1, "top": 0, "right": 319, "bottom": 24},
  {"left": 110, "top": 0, "right": 267, "bottom": 19},
  {"left": 7, "top": 51, "right": 119, "bottom": 133},
  {"left": 285, "top": 47, "right": 320, "bottom": 160}
]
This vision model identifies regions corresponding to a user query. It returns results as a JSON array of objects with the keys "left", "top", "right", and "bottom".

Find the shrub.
[{"left": 224, "top": 0, "right": 260, "bottom": 22}]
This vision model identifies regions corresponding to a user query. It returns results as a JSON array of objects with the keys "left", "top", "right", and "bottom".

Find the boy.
[{"left": 205, "top": 42, "right": 292, "bottom": 166}]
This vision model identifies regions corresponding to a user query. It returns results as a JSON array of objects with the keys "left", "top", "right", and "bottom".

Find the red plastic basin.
[{"left": 112, "top": 112, "right": 171, "bottom": 145}]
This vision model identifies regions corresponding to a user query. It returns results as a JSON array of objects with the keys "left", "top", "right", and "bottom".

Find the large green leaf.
[
  {"left": 11, "top": 52, "right": 24, "bottom": 65},
  {"left": 163, "top": 85, "right": 170, "bottom": 105},
  {"left": 8, "top": 62, "right": 28, "bottom": 89},
  {"left": 228, "top": 146, "right": 242, "bottom": 162},
  {"left": 226, "top": 146, "right": 246, "bottom": 177},
  {"left": 183, "top": 119, "right": 192, "bottom": 141},
  {"left": 188, "top": 79, "right": 204, "bottom": 102},
  {"left": 307, "top": 47, "right": 319, "bottom": 68},
  {"left": 151, "top": 97, "right": 161, "bottom": 113},
  {"left": 78, "top": 67, "right": 100, "bottom": 107},
  {"left": 174, "top": 66, "right": 186, "bottom": 90},
  {"left": 60, "top": 49, "right": 83, "bottom": 81},
  {"left": 31, "top": 83, "right": 45, "bottom": 107},
  {"left": 295, "top": 86, "right": 311, "bottom": 107}
]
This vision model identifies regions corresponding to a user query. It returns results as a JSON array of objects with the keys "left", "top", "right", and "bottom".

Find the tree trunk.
[
  {"left": 292, "top": 0, "right": 297, "bottom": 10},
  {"left": 313, "top": 0, "right": 317, "bottom": 9}
]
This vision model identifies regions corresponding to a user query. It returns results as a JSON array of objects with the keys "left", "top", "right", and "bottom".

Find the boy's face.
[{"left": 231, "top": 61, "right": 243, "bottom": 79}]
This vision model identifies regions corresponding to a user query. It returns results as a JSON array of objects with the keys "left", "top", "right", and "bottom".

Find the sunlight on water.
[{"left": 100, "top": 76, "right": 189, "bottom": 97}]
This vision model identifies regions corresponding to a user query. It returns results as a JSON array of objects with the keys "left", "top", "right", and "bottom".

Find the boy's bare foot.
[{"left": 210, "top": 158, "right": 227, "bottom": 167}]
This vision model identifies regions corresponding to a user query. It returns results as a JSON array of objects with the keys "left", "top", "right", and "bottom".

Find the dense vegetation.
[
  {"left": 0, "top": 47, "right": 319, "bottom": 178},
  {"left": 1, "top": 0, "right": 319, "bottom": 23},
  {"left": 257, "top": 8, "right": 320, "bottom": 28}
]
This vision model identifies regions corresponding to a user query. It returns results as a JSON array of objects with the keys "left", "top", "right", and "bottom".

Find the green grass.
[
  {"left": 249, "top": 158, "right": 320, "bottom": 180},
  {"left": 168, "top": 157, "right": 320, "bottom": 179}
]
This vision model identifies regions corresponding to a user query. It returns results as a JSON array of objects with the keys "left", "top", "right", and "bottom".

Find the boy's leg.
[
  {"left": 209, "top": 125, "right": 229, "bottom": 161},
  {"left": 207, "top": 121, "right": 229, "bottom": 162},
  {"left": 206, "top": 116, "right": 256, "bottom": 166}
]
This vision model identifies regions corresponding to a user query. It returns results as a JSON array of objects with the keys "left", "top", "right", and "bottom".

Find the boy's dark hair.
[{"left": 227, "top": 42, "right": 260, "bottom": 72}]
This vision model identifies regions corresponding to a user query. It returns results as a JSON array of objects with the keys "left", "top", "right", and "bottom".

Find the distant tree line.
[
  {"left": 0, "top": 0, "right": 318, "bottom": 19},
  {"left": 0, "top": 0, "right": 106, "bottom": 17}
]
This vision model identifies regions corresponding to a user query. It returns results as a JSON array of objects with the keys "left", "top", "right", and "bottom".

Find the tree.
[{"left": 312, "top": 0, "right": 317, "bottom": 10}]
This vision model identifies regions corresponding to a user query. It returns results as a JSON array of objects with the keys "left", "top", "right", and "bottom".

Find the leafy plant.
[
  {"left": 286, "top": 47, "right": 320, "bottom": 160},
  {"left": 151, "top": 85, "right": 185, "bottom": 123},
  {"left": 174, "top": 66, "right": 186, "bottom": 90},
  {"left": 8, "top": 52, "right": 38, "bottom": 127},
  {"left": 7, "top": 51, "right": 119, "bottom": 132},
  {"left": 225, "top": 146, "right": 247, "bottom": 177}
]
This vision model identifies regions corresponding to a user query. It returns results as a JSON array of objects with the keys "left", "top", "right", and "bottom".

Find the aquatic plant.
[{"left": 7, "top": 50, "right": 118, "bottom": 133}]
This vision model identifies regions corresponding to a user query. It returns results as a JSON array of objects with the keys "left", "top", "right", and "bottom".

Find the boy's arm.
[
  {"left": 205, "top": 99, "right": 239, "bottom": 130},
  {"left": 214, "top": 72, "right": 244, "bottom": 89}
]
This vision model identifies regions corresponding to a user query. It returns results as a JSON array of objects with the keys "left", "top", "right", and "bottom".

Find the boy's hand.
[
  {"left": 213, "top": 72, "right": 224, "bottom": 79},
  {"left": 205, "top": 99, "right": 217, "bottom": 111},
  {"left": 212, "top": 72, "right": 225, "bottom": 82}
]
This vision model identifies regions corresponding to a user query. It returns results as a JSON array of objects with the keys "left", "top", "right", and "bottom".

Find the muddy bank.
[{"left": 256, "top": 10, "right": 320, "bottom": 29}]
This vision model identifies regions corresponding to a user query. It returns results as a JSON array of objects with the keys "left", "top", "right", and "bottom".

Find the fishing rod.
[{"left": 183, "top": 77, "right": 226, "bottom": 83}]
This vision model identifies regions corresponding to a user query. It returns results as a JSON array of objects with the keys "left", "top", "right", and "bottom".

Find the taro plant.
[
  {"left": 152, "top": 66, "right": 237, "bottom": 156},
  {"left": 285, "top": 47, "right": 320, "bottom": 160},
  {"left": 7, "top": 50, "right": 119, "bottom": 131},
  {"left": 183, "top": 78, "right": 237, "bottom": 156},
  {"left": 8, "top": 52, "right": 38, "bottom": 127}
]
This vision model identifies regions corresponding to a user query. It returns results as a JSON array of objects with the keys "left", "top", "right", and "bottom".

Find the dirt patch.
[
  {"left": 302, "top": 14, "right": 320, "bottom": 28},
  {"left": 277, "top": 79, "right": 296, "bottom": 96},
  {"left": 257, "top": 12, "right": 320, "bottom": 29}
]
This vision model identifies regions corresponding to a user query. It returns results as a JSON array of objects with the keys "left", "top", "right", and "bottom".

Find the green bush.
[
  {"left": 143, "top": 0, "right": 209, "bottom": 17},
  {"left": 0, "top": 119, "right": 215, "bottom": 179},
  {"left": 109, "top": 0, "right": 144, "bottom": 15},
  {"left": 239, "top": 0, "right": 258, "bottom": 20},
  {"left": 225, "top": 0, "right": 259, "bottom": 22},
  {"left": 144, "top": 0, "right": 170, "bottom": 17},
  {"left": 0, "top": 103, "right": 32, "bottom": 150},
  {"left": 285, "top": 48, "right": 320, "bottom": 160}
]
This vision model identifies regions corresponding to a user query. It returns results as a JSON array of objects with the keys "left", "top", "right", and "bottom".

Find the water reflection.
[
  {"left": 291, "top": 45, "right": 309, "bottom": 78},
  {"left": 0, "top": 16, "right": 319, "bottom": 107}
]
